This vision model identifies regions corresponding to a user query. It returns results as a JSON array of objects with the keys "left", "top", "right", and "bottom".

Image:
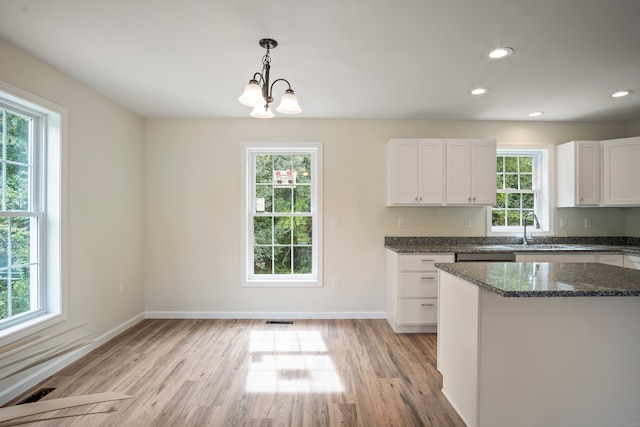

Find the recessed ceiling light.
[
  {"left": 611, "top": 90, "right": 633, "bottom": 98},
  {"left": 471, "top": 88, "right": 489, "bottom": 95},
  {"left": 528, "top": 111, "right": 544, "bottom": 117},
  {"left": 489, "top": 47, "right": 514, "bottom": 59}
]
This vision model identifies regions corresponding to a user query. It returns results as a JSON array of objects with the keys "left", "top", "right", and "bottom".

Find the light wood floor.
[{"left": 7, "top": 319, "right": 465, "bottom": 426}]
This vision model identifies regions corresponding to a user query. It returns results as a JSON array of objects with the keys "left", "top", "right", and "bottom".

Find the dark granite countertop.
[
  {"left": 384, "top": 236, "right": 640, "bottom": 255},
  {"left": 435, "top": 262, "right": 640, "bottom": 297},
  {"left": 385, "top": 243, "right": 640, "bottom": 255}
]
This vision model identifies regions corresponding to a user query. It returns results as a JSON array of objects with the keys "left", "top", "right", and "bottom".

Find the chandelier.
[{"left": 238, "top": 38, "right": 302, "bottom": 119}]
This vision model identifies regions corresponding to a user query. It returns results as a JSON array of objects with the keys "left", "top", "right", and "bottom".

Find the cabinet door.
[
  {"left": 446, "top": 140, "right": 497, "bottom": 205},
  {"left": 471, "top": 140, "right": 498, "bottom": 205},
  {"left": 417, "top": 139, "right": 444, "bottom": 204},
  {"left": 446, "top": 141, "right": 473, "bottom": 204},
  {"left": 602, "top": 137, "right": 640, "bottom": 206},
  {"left": 387, "top": 139, "right": 419, "bottom": 205},
  {"left": 576, "top": 141, "right": 600, "bottom": 205}
]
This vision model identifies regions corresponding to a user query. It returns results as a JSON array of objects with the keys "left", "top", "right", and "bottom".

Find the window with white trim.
[
  {"left": 488, "top": 146, "right": 553, "bottom": 236},
  {"left": 0, "top": 82, "right": 63, "bottom": 339},
  {"left": 241, "top": 143, "right": 322, "bottom": 287}
]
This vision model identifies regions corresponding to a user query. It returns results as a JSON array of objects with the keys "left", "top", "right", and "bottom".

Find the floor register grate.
[
  {"left": 18, "top": 387, "right": 56, "bottom": 404},
  {"left": 265, "top": 320, "right": 294, "bottom": 325}
]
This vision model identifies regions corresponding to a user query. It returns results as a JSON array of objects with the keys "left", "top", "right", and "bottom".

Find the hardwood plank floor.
[{"left": 5, "top": 319, "right": 465, "bottom": 426}]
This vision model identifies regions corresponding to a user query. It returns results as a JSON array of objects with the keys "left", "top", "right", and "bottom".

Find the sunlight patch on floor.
[{"left": 246, "top": 330, "right": 343, "bottom": 393}]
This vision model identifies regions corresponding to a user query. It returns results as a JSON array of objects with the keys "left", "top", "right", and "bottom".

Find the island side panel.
[
  {"left": 478, "top": 291, "right": 640, "bottom": 427},
  {"left": 438, "top": 270, "right": 481, "bottom": 427}
]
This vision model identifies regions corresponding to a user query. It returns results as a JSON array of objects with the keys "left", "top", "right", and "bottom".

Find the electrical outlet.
[
  {"left": 397, "top": 217, "right": 405, "bottom": 228},
  {"left": 331, "top": 276, "right": 339, "bottom": 287},
  {"left": 464, "top": 218, "right": 471, "bottom": 228},
  {"left": 584, "top": 217, "right": 592, "bottom": 228},
  {"left": 331, "top": 217, "right": 339, "bottom": 228},
  {"left": 560, "top": 217, "right": 567, "bottom": 229},
  {"left": 119, "top": 283, "right": 125, "bottom": 295}
]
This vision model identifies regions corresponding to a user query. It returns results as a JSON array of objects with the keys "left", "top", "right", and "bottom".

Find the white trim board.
[
  {"left": 145, "top": 311, "right": 386, "bottom": 320},
  {"left": 0, "top": 313, "right": 145, "bottom": 406}
]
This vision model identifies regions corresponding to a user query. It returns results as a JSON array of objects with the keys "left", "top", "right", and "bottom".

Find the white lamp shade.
[
  {"left": 276, "top": 90, "right": 302, "bottom": 114},
  {"left": 238, "top": 82, "right": 264, "bottom": 107},
  {"left": 250, "top": 105, "right": 274, "bottom": 119}
]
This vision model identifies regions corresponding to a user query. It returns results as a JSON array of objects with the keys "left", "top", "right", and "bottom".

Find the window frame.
[
  {"left": 240, "top": 142, "right": 323, "bottom": 288},
  {"left": 0, "top": 80, "right": 65, "bottom": 342},
  {"left": 487, "top": 143, "right": 554, "bottom": 237}
]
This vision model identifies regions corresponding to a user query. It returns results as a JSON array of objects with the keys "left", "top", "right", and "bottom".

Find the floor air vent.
[
  {"left": 266, "top": 320, "right": 294, "bottom": 324},
  {"left": 18, "top": 387, "right": 56, "bottom": 404}
]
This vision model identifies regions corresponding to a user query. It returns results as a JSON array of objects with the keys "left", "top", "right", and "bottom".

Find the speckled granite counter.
[
  {"left": 384, "top": 236, "right": 640, "bottom": 255},
  {"left": 435, "top": 261, "right": 640, "bottom": 297}
]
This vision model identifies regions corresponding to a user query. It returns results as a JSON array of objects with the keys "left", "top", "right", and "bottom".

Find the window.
[
  {"left": 241, "top": 143, "right": 322, "bottom": 287},
  {"left": 488, "top": 145, "right": 553, "bottom": 236},
  {"left": 0, "top": 81, "right": 63, "bottom": 339}
]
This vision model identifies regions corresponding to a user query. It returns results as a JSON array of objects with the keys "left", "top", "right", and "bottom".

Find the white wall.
[
  {"left": 144, "top": 118, "right": 630, "bottom": 316},
  {"left": 0, "top": 37, "right": 145, "bottom": 400}
]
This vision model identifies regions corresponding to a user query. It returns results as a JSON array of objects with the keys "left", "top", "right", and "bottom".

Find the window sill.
[{"left": 0, "top": 313, "right": 65, "bottom": 346}]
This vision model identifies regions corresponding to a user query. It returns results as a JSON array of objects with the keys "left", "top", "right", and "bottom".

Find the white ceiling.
[{"left": 1, "top": 0, "right": 639, "bottom": 121}]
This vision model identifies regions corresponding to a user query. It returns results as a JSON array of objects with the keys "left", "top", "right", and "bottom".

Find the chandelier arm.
[{"left": 269, "top": 78, "right": 293, "bottom": 96}]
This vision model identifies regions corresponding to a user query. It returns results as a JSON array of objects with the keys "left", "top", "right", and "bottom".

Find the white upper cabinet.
[
  {"left": 556, "top": 140, "right": 600, "bottom": 207},
  {"left": 602, "top": 136, "right": 640, "bottom": 206},
  {"left": 445, "top": 139, "right": 497, "bottom": 205},
  {"left": 386, "top": 138, "right": 444, "bottom": 205}
]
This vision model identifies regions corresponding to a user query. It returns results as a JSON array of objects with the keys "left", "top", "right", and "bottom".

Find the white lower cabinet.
[{"left": 386, "top": 251, "right": 454, "bottom": 333}]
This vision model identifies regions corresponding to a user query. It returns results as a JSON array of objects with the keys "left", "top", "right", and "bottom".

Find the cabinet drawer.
[
  {"left": 399, "top": 254, "right": 455, "bottom": 271},
  {"left": 398, "top": 299, "right": 438, "bottom": 324},
  {"left": 400, "top": 272, "right": 438, "bottom": 297}
]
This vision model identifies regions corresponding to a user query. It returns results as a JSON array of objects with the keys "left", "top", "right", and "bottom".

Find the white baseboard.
[
  {"left": 145, "top": 311, "right": 386, "bottom": 320},
  {"left": 0, "top": 313, "right": 145, "bottom": 406}
]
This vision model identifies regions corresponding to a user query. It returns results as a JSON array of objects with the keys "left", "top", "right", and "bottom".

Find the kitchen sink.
[{"left": 503, "top": 244, "right": 588, "bottom": 250}]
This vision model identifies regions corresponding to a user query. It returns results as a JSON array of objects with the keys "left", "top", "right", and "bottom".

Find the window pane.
[
  {"left": 11, "top": 267, "right": 30, "bottom": 316},
  {"left": 255, "top": 155, "right": 272, "bottom": 184},
  {"left": 254, "top": 217, "right": 272, "bottom": 245},
  {"left": 504, "top": 157, "right": 518, "bottom": 173},
  {"left": 492, "top": 209, "right": 506, "bottom": 226},
  {"left": 6, "top": 164, "right": 30, "bottom": 210},
  {"left": 506, "top": 210, "right": 521, "bottom": 226},
  {"left": 507, "top": 193, "right": 521, "bottom": 209},
  {"left": 522, "top": 193, "right": 535, "bottom": 209},
  {"left": 255, "top": 185, "right": 272, "bottom": 213},
  {"left": 293, "top": 247, "right": 312, "bottom": 274},
  {"left": 0, "top": 218, "right": 7, "bottom": 269},
  {"left": 505, "top": 174, "right": 519, "bottom": 189},
  {"left": 6, "top": 112, "right": 31, "bottom": 164},
  {"left": 496, "top": 173, "right": 504, "bottom": 190},
  {"left": 274, "top": 217, "right": 291, "bottom": 245},
  {"left": 520, "top": 174, "right": 533, "bottom": 190},
  {"left": 274, "top": 187, "right": 292, "bottom": 212},
  {"left": 273, "top": 246, "right": 291, "bottom": 274},
  {"left": 10, "top": 217, "right": 31, "bottom": 266},
  {"left": 254, "top": 246, "right": 272, "bottom": 274},
  {"left": 294, "top": 185, "right": 310, "bottom": 212},
  {"left": 494, "top": 193, "right": 506, "bottom": 208},
  {"left": 293, "top": 155, "right": 311, "bottom": 184},
  {"left": 273, "top": 155, "right": 293, "bottom": 172},
  {"left": 496, "top": 156, "right": 504, "bottom": 172},
  {"left": 519, "top": 156, "right": 533, "bottom": 173},
  {"left": 0, "top": 274, "right": 7, "bottom": 320},
  {"left": 293, "top": 217, "right": 312, "bottom": 245}
]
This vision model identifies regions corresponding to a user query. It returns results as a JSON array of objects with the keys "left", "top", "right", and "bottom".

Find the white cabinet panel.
[
  {"left": 556, "top": 140, "right": 600, "bottom": 207},
  {"left": 398, "top": 299, "right": 438, "bottom": 324},
  {"left": 446, "top": 139, "right": 497, "bottom": 205},
  {"left": 602, "top": 137, "right": 640, "bottom": 206}
]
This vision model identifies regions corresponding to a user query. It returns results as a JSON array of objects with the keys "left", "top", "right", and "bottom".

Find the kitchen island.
[{"left": 435, "top": 262, "right": 640, "bottom": 427}]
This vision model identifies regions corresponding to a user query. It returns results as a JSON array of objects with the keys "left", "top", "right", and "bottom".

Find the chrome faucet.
[{"left": 523, "top": 212, "right": 541, "bottom": 245}]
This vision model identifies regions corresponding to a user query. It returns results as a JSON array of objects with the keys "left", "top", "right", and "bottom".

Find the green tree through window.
[
  {"left": 0, "top": 107, "right": 38, "bottom": 322},
  {"left": 492, "top": 154, "right": 537, "bottom": 227}
]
